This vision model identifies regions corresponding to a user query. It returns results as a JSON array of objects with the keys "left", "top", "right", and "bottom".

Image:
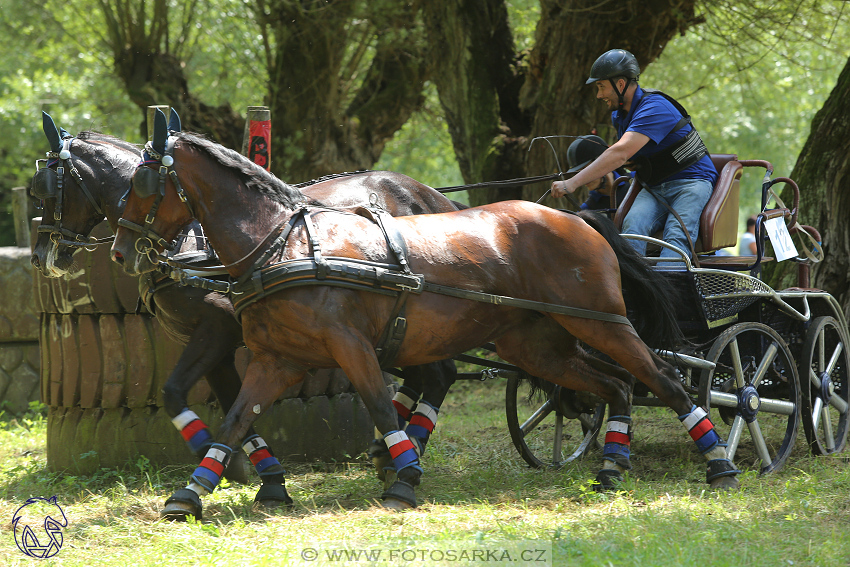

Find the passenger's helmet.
[
  {"left": 566, "top": 135, "right": 608, "bottom": 173},
  {"left": 586, "top": 49, "right": 640, "bottom": 84}
]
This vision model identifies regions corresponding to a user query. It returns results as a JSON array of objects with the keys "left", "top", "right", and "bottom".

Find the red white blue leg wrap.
[
  {"left": 171, "top": 408, "right": 213, "bottom": 455},
  {"left": 405, "top": 401, "right": 438, "bottom": 452},
  {"left": 392, "top": 387, "right": 420, "bottom": 429},
  {"left": 242, "top": 434, "right": 285, "bottom": 478},
  {"left": 679, "top": 405, "right": 722, "bottom": 454},
  {"left": 602, "top": 416, "right": 632, "bottom": 469},
  {"left": 384, "top": 430, "right": 422, "bottom": 473},
  {"left": 189, "top": 443, "right": 232, "bottom": 494}
]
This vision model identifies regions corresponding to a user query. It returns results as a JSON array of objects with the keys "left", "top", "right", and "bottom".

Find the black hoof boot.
[
  {"left": 162, "top": 488, "right": 203, "bottom": 521},
  {"left": 254, "top": 483, "right": 294, "bottom": 509},
  {"left": 707, "top": 459, "right": 741, "bottom": 491},
  {"left": 594, "top": 469, "right": 623, "bottom": 492},
  {"left": 381, "top": 480, "right": 417, "bottom": 510}
]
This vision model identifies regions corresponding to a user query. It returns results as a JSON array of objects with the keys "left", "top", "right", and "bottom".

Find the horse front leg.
[
  {"left": 329, "top": 334, "right": 423, "bottom": 510},
  {"left": 162, "top": 354, "right": 305, "bottom": 521}
]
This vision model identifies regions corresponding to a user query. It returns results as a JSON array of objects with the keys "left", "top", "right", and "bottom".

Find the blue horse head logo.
[{"left": 12, "top": 496, "right": 67, "bottom": 559}]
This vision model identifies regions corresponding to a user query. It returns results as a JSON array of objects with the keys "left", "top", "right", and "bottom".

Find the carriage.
[{"left": 492, "top": 155, "right": 848, "bottom": 475}]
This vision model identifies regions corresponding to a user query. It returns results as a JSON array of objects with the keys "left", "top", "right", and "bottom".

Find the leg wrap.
[
  {"left": 190, "top": 443, "right": 232, "bottom": 494},
  {"left": 392, "top": 387, "right": 420, "bottom": 429},
  {"left": 706, "top": 458, "right": 741, "bottom": 483},
  {"left": 405, "top": 401, "right": 438, "bottom": 454},
  {"left": 384, "top": 430, "right": 422, "bottom": 473},
  {"left": 242, "top": 434, "right": 286, "bottom": 479},
  {"left": 601, "top": 416, "right": 632, "bottom": 470},
  {"left": 679, "top": 405, "right": 722, "bottom": 454},
  {"left": 171, "top": 408, "right": 213, "bottom": 455}
]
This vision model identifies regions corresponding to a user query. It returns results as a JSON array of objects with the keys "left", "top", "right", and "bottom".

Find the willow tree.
[
  {"left": 253, "top": 0, "right": 430, "bottom": 181},
  {"left": 762, "top": 56, "right": 850, "bottom": 316}
]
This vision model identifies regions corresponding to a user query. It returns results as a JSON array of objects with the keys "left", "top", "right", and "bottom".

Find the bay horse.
[
  {"left": 31, "top": 112, "right": 461, "bottom": 517},
  {"left": 111, "top": 110, "right": 741, "bottom": 515}
]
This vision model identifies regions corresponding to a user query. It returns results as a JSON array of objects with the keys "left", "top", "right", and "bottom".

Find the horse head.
[
  {"left": 111, "top": 108, "right": 198, "bottom": 275},
  {"left": 30, "top": 111, "right": 141, "bottom": 277}
]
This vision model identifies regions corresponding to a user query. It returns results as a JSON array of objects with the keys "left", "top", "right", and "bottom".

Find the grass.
[{"left": 0, "top": 384, "right": 849, "bottom": 566}]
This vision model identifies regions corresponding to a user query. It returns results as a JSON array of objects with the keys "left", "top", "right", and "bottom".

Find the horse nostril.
[
  {"left": 30, "top": 255, "right": 40, "bottom": 268},
  {"left": 112, "top": 251, "right": 124, "bottom": 265}
]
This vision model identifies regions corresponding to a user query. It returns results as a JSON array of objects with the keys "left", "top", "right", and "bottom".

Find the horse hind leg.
[
  {"left": 559, "top": 317, "right": 740, "bottom": 490},
  {"left": 493, "top": 319, "right": 635, "bottom": 490}
]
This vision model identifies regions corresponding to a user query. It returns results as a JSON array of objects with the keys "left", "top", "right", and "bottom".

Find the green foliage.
[{"left": 641, "top": 1, "right": 850, "bottom": 225}]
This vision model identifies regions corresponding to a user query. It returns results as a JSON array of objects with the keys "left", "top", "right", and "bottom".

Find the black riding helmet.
[
  {"left": 566, "top": 135, "right": 608, "bottom": 173},
  {"left": 586, "top": 49, "right": 640, "bottom": 110}
]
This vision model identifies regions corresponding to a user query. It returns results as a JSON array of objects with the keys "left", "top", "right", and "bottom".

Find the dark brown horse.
[
  {"left": 111, "top": 115, "right": 740, "bottom": 515},
  {"left": 31, "top": 112, "right": 461, "bottom": 517}
]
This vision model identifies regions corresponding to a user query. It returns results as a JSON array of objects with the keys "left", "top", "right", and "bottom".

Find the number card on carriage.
[{"left": 764, "top": 217, "right": 798, "bottom": 262}]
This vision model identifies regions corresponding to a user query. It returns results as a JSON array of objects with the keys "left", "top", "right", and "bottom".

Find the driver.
[{"left": 552, "top": 49, "right": 717, "bottom": 262}]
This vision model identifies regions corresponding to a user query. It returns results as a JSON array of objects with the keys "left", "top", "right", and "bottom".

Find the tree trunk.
[
  {"left": 424, "top": 0, "right": 701, "bottom": 207},
  {"left": 762, "top": 56, "right": 850, "bottom": 318},
  {"left": 260, "top": 0, "right": 430, "bottom": 183}
]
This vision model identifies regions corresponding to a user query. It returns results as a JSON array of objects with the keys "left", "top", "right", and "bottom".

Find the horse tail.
[{"left": 576, "top": 210, "right": 686, "bottom": 350}]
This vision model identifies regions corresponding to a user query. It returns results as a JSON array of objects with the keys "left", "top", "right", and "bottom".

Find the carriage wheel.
[
  {"left": 505, "top": 375, "right": 605, "bottom": 469},
  {"left": 697, "top": 322, "right": 801, "bottom": 475},
  {"left": 799, "top": 316, "right": 850, "bottom": 455}
]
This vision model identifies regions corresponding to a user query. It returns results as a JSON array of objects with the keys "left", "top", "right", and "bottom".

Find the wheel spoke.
[
  {"left": 520, "top": 400, "right": 553, "bottom": 435},
  {"left": 826, "top": 340, "right": 844, "bottom": 375},
  {"left": 821, "top": 405, "right": 835, "bottom": 452},
  {"left": 552, "top": 414, "right": 564, "bottom": 465},
  {"left": 747, "top": 419, "right": 773, "bottom": 466},
  {"left": 812, "top": 397, "right": 824, "bottom": 430},
  {"left": 729, "top": 339, "right": 746, "bottom": 388},
  {"left": 829, "top": 394, "right": 848, "bottom": 414},
  {"left": 751, "top": 342, "right": 779, "bottom": 388},
  {"left": 726, "top": 415, "right": 745, "bottom": 461},
  {"left": 808, "top": 367, "right": 823, "bottom": 389}
]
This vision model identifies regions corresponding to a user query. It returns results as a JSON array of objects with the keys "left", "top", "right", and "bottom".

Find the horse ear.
[
  {"left": 152, "top": 108, "right": 168, "bottom": 155},
  {"left": 168, "top": 108, "right": 181, "bottom": 133},
  {"left": 42, "top": 111, "right": 62, "bottom": 153}
]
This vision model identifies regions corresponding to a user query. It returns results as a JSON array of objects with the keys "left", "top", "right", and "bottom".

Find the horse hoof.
[
  {"left": 593, "top": 469, "right": 623, "bottom": 492},
  {"left": 223, "top": 451, "right": 251, "bottom": 485},
  {"left": 254, "top": 483, "right": 294, "bottom": 509},
  {"left": 709, "top": 475, "right": 740, "bottom": 491},
  {"left": 162, "top": 488, "right": 203, "bottom": 521},
  {"left": 381, "top": 497, "right": 414, "bottom": 511}
]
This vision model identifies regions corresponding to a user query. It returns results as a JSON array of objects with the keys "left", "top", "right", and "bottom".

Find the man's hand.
[{"left": 551, "top": 179, "right": 578, "bottom": 199}]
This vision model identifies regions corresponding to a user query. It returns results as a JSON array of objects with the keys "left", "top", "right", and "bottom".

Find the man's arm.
[{"left": 552, "top": 131, "right": 649, "bottom": 198}]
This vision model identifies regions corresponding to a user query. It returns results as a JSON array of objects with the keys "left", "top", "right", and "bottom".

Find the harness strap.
[{"left": 421, "top": 282, "right": 634, "bottom": 327}]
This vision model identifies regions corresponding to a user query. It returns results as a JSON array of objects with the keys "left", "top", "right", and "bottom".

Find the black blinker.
[
  {"left": 32, "top": 167, "right": 59, "bottom": 200},
  {"left": 133, "top": 167, "right": 161, "bottom": 199}
]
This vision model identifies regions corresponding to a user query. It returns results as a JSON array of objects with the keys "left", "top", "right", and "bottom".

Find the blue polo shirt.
[{"left": 612, "top": 87, "right": 717, "bottom": 186}]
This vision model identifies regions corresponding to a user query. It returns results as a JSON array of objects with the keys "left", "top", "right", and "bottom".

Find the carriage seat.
[{"left": 613, "top": 154, "right": 743, "bottom": 255}]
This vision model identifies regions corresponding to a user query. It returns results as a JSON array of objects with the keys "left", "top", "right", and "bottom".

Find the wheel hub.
[
  {"left": 738, "top": 385, "right": 760, "bottom": 422},
  {"left": 819, "top": 371, "right": 834, "bottom": 403}
]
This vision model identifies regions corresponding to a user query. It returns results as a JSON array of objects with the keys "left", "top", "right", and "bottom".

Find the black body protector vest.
[{"left": 627, "top": 89, "right": 709, "bottom": 186}]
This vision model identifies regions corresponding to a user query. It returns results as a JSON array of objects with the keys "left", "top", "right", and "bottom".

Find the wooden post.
[
  {"left": 146, "top": 105, "right": 171, "bottom": 141},
  {"left": 241, "top": 106, "right": 271, "bottom": 171},
  {"left": 11, "top": 187, "right": 33, "bottom": 249}
]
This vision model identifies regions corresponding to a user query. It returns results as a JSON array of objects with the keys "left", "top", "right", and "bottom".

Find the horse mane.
[
  {"left": 174, "top": 131, "right": 311, "bottom": 210},
  {"left": 77, "top": 131, "right": 142, "bottom": 155}
]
